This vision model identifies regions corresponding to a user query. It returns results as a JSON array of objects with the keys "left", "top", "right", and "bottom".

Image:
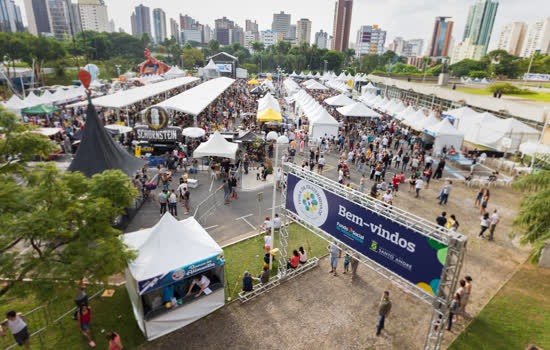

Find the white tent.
[
  {"left": 424, "top": 118, "right": 464, "bottom": 155},
  {"left": 262, "top": 79, "right": 276, "bottom": 92},
  {"left": 415, "top": 111, "right": 440, "bottom": 131},
  {"left": 482, "top": 117, "right": 540, "bottom": 151},
  {"left": 193, "top": 131, "right": 238, "bottom": 159},
  {"left": 337, "top": 102, "right": 380, "bottom": 118},
  {"left": 164, "top": 66, "right": 186, "bottom": 79},
  {"left": 258, "top": 93, "right": 280, "bottom": 112},
  {"left": 389, "top": 101, "right": 406, "bottom": 116},
  {"left": 324, "top": 94, "right": 353, "bottom": 106},
  {"left": 519, "top": 142, "right": 550, "bottom": 155},
  {"left": 361, "top": 82, "right": 377, "bottom": 95},
  {"left": 122, "top": 214, "right": 225, "bottom": 341},
  {"left": 396, "top": 105, "right": 415, "bottom": 121},
  {"left": 305, "top": 81, "right": 328, "bottom": 90},
  {"left": 24, "top": 91, "right": 43, "bottom": 107},
  {"left": 203, "top": 59, "right": 220, "bottom": 79},
  {"left": 309, "top": 110, "right": 339, "bottom": 141},
  {"left": 1, "top": 94, "right": 28, "bottom": 113},
  {"left": 403, "top": 110, "right": 427, "bottom": 128}
]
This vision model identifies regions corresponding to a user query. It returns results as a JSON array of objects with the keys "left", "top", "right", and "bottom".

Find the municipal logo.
[
  {"left": 171, "top": 268, "right": 185, "bottom": 281},
  {"left": 370, "top": 240, "right": 378, "bottom": 252},
  {"left": 293, "top": 179, "right": 329, "bottom": 227}
]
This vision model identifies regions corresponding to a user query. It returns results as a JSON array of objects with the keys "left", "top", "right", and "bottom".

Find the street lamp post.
[
  {"left": 115, "top": 64, "right": 121, "bottom": 77},
  {"left": 266, "top": 131, "right": 289, "bottom": 271}
]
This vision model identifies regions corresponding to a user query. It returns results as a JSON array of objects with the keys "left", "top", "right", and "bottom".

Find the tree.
[
  {"left": 141, "top": 32, "right": 151, "bottom": 48},
  {"left": 343, "top": 48, "right": 356, "bottom": 65},
  {"left": 240, "top": 63, "right": 257, "bottom": 74},
  {"left": 468, "top": 70, "right": 487, "bottom": 79},
  {"left": 449, "top": 59, "right": 487, "bottom": 77},
  {"left": 322, "top": 50, "right": 344, "bottom": 71},
  {"left": 482, "top": 49, "right": 519, "bottom": 78},
  {"left": 251, "top": 41, "right": 264, "bottom": 53},
  {"left": 390, "top": 63, "right": 420, "bottom": 74},
  {"left": 208, "top": 39, "right": 220, "bottom": 55},
  {"left": 512, "top": 170, "right": 550, "bottom": 263},
  {"left": 181, "top": 47, "right": 204, "bottom": 69},
  {"left": 427, "top": 64, "right": 442, "bottom": 76},
  {"left": 277, "top": 40, "right": 291, "bottom": 55},
  {"left": 359, "top": 54, "right": 385, "bottom": 73}
]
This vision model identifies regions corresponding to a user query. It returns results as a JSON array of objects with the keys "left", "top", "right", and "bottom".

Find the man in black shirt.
[{"left": 436, "top": 212, "right": 447, "bottom": 227}]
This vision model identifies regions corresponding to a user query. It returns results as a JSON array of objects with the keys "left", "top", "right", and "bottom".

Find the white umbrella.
[
  {"left": 105, "top": 124, "right": 133, "bottom": 134},
  {"left": 182, "top": 127, "right": 206, "bottom": 138}
]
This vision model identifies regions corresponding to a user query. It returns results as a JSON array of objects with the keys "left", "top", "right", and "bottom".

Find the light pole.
[
  {"left": 524, "top": 49, "right": 540, "bottom": 83},
  {"left": 324, "top": 59, "right": 328, "bottom": 73},
  {"left": 115, "top": 64, "right": 121, "bottom": 77},
  {"left": 266, "top": 131, "right": 289, "bottom": 271}
]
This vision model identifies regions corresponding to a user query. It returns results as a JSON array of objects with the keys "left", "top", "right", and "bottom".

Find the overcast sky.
[{"left": 14, "top": 0, "right": 547, "bottom": 52}]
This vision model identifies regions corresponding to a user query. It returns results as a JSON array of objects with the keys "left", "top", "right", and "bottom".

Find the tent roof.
[
  {"left": 69, "top": 77, "right": 198, "bottom": 109},
  {"left": 426, "top": 118, "right": 464, "bottom": 136},
  {"left": 68, "top": 100, "right": 146, "bottom": 177},
  {"left": 193, "top": 131, "right": 238, "bottom": 159},
  {"left": 22, "top": 104, "right": 60, "bottom": 115},
  {"left": 24, "top": 91, "right": 43, "bottom": 107},
  {"left": 305, "top": 81, "right": 328, "bottom": 90},
  {"left": 486, "top": 117, "right": 539, "bottom": 135},
  {"left": 337, "top": 102, "right": 380, "bottom": 117},
  {"left": 257, "top": 108, "right": 283, "bottom": 122},
  {"left": 156, "top": 77, "right": 234, "bottom": 116},
  {"left": 235, "top": 131, "right": 263, "bottom": 142},
  {"left": 325, "top": 94, "right": 354, "bottom": 106},
  {"left": 311, "top": 110, "right": 339, "bottom": 126},
  {"left": 122, "top": 214, "right": 223, "bottom": 282}
]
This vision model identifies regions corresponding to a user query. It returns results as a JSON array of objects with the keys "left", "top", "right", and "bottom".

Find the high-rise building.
[
  {"left": 78, "top": 0, "right": 109, "bottom": 33},
  {"left": 109, "top": 19, "right": 114, "bottom": 32},
  {"left": 181, "top": 29, "right": 201, "bottom": 44},
  {"left": 244, "top": 31, "right": 256, "bottom": 49},
  {"left": 496, "top": 22, "right": 527, "bottom": 56},
  {"left": 130, "top": 12, "right": 136, "bottom": 36},
  {"left": 272, "top": 11, "right": 291, "bottom": 39},
  {"left": 214, "top": 16, "right": 234, "bottom": 45},
  {"left": 315, "top": 30, "right": 329, "bottom": 49},
  {"left": 520, "top": 17, "right": 550, "bottom": 57},
  {"left": 355, "top": 25, "right": 386, "bottom": 57},
  {"left": 296, "top": 18, "right": 311, "bottom": 44},
  {"left": 203, "top": 24, "right": 212, "bottom": 43},
  {"left": 332, "top": 0, "right": 353, "bottom": 51},
  {"left": 231, "top": 25, "right": 244, "bottom": 45},
  {"left": 24, "top": 0, "right": 51, "bottom": 35},
  {"left": 133, "top": 4, "right": 151, "bottom": 40},
  {"left": 428, "top": 16, "right": 454, "bottom": 57},
  {"left": 179, "top": 14, "right": 195, "bottom": 31},
  {"left": 462, "top": 0, "right": 499, "bottom": 56},
  {"left": 152, "top": 8, "right": 166, "bottom": 43},
  {"left": 450, "top": 37, "right": 485, "bottom": 63},
  {"left": 169, "top": 18, "right": 179, "bottom": 42},
  {"left": 245, "top": 19, "right": 258, "bottom": 38},
  {"left": 0, "top": 0, "right": 24, "bottom": 32},
  {"left": 47, "top": 0, "right": 76, "bottom": 39},
  {"left": 408, "top": 39, "right": 424, "bottom": 56},
  {"left": 388, "top": 37, "right": 407, "bottom": 55},
  {"left": 289, "top": 24, "right": 296, "bottom": 41},
  {"left": 261, "top": 30, "right": 281, "bottom": 48}
]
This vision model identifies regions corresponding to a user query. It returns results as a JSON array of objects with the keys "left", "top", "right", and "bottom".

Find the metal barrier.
[
  {"left": 0, "top": 287, "right": 104, "bottom": 349},
  {"left": 193, "top": 189, "right": 222, "bottom": 226}
]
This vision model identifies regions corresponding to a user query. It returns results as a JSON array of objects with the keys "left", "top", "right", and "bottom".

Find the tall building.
[
  {"left": 315, "top": 30, "right": 328, "bottom": 49},
  {"left": 130, "top": 12, "right": 136, "bottom": 36},
  {"left": 496, "top": 22, "right": 527, "bottom": 56},
  {"left": 47, "top": 0, "right": 76, "bottom": 39},
  {"left": 181, "top": 29, "right": 201, "bottom": 44},
  {"left": 169, "top": 18, "right": 179, "bottom": 42},
  {"left": 152, "top": 8, "right": 166, "bottom": 43},
  {"left": 179, "top": 14, "right": 195, "bottom": 31},
  {"left": 450, "top": 37, "right": 485, "bottom": 63},
  {"left": 244, "top": 31, "right": 256, "bottom": 49},
  {"left": 0, "top": 0, "right": 24, "bottom": 32},
  {"left": 214, "top": 16, "right": 234, "bottom": 45},
  {"left": 24, "top": 0, "right": 51, "bottom": 35},
  {"left": 245, "top": 19, "right": 258, "bottom": 39},
  {"left": 408, "top": 39, "right": 424, "bottom": 56},
  {"left": 428, "top": 16, "right": 454, "bottom": 57},
  {"left": 296, "top": 18, "right": 311, "bottom": 44},
  {"left": 133, "top": 4, "right": 151, "bottom": 40},
  {"left": 332, "top": 0, "right": 353, "bottom": 51},
  {"left": 388, "top": 37, "right": 407, "bottom": 55},
  {"left": 272, "top": 11, "right": 291, "bottom": 39},
  {"left": 261, "top": 30, "right": 281, "bottom": 48},
  {"left": 520, "top": 17, "right": 550, "bottom": 57},
  {"left": 78, "top": 0, "right": 109, "bottom": 33},
  {"left": 203, "top": 24, "right": 212, "bottom": 43},
  {"left": 289, "top": 24, "right": 296, "bottom": 41},
  {"left": 355, "top": 25, "right": 386, "bottom": 57},
  {"left": 462, "top": 0, "right": 499, "bottom": 56},
  {"left": 109, "top": 19, "right": 114, "bottom": 32}
]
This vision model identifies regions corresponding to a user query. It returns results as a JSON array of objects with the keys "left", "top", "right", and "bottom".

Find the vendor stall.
[
  {"left": 424, "top": 118, "right": 464, "bottom": 156},
  {"left": 193, "top": 131, "right": 238, "bottom": 159},
  {"left": 122, "top": 214, "right": 225, "bottom": 341}
]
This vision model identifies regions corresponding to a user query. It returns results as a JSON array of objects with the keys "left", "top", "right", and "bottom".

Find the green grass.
[
  {"left": 223, "top": 223, "right": 329, "bottom": 301},
  {"left": 457, "top": 88, "right": 550, "bottom": 102},
  {"left": 449, "top": 264, "right": 550, "bottom": 350},
  {"left": 523, "top": 83, "right": 550, "bottom": 89}
]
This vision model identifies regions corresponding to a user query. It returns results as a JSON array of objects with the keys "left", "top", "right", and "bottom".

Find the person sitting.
[
  {"left": 273, "top": 214, "right": 281, "bottom": 230},
  {"left": 252, "top": 266, "right": 270, "bottom": 285},
  {"left": 185, "top": 274, "right": 210, "bottom": 298},
  {"left": 242, "top": 271, "right": 253, "bottom": 293},
  {"left": 298, "top": 246, "right": 307, "bottom": 264},
  {"left": 488, "top": 171, "right": 499, "bottom": 182},
  {"left": 286, "top": 250, "right": 300, "bottom": 269}
]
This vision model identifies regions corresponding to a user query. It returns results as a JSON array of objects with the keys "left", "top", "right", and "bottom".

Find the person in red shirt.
[
  {"left": 286, "top": 250, "right": 300, "bottom": 269},
  {"left": 392, "top": 174, "right": 400, "bottom": 195},
  {"left": 77, "top": 305, "right": 95, "bottom": 347}
]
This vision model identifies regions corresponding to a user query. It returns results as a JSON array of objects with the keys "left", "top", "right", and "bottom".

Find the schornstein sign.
[
  {"left": 285, "top": 173, "right": 447, "bottom": 296},
  {"left": 135, "top": 126, "right": 182, "bottom": 142}
]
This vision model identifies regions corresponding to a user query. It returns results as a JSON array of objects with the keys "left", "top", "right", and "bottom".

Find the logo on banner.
[
  {"left": 145, "top": 106, "right": 169, "bottom": 130},
  {"left": 370, "top": 240, "right": 378, "bottom": 252},
  {"left": 171, "top": 269, "right": 185, "bottom": 281},
  {"left": 293, "top": 180, "right": 328, "bottom": 227}
]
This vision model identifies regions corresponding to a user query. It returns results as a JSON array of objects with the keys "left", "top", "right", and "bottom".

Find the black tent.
[
  {"left": 68, "top": 99, "right": 146, "bottom": 177},
  {"left": 235, "top": 131, "right": 263, "bottom": 143}
]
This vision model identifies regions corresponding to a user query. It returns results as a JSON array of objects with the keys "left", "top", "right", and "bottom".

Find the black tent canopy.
[{"left": 68, "top": 101, "right": 146, "bottom": 177}]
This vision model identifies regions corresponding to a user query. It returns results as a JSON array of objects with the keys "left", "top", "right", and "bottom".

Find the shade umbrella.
[
  {"left": 247, "top": 79, "right": 260, "bottom": 85},
  {"left": 105, "top": 124, "right": 133, "bottom": 134},
  {"left": 182, "top": 127, "right": 206, "bottom": 138},
  {"left": 22, "top": 104, "right": 61, "bottom": 115}
]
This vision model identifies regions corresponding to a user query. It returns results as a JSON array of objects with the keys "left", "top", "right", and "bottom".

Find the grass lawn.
[
  {"left": 448, "top": 263, "right": 550, "bottom": 350},
  {"left": 523, "top": 83, "right": 550, "bottom": 89},
  {"left": 457, "top": 88, "right": 550, "bottom": 102}
]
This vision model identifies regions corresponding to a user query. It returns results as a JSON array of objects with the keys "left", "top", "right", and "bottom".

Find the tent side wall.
[
  {"left": 125, "top": 268, "right": 146, "bottom": 335},
  {"left": 310, "top": 123, "right": 339, "bottom": 141},
  {"left": 433, "top": 134, "right": 464, "bottom": 156}
]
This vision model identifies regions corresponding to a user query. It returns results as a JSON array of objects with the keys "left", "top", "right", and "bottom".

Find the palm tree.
[
  {"left": 512, "top": 168, "right": 550, "bottom": 263},
  {"left": 251, "top": 41, "right": 264, "bottom": 53},
  {"left": 343, "top": 48, "right": 355, "bottom": 66}
]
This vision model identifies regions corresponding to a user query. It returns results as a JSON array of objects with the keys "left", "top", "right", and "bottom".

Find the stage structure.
[{"left": 277, "top": 163, "right": 467, "bottom": 350}]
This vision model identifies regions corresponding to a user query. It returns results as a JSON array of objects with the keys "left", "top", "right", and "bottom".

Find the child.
[{"left": 343, "top": 252, "right": 351, "bottom": 274}]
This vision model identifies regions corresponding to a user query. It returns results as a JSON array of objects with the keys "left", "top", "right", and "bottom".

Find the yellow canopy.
[
  {"left": 247, "top": 79, "right": 260, "bottom": 85},
  {"left": 257, "top": 108, "right": 282, "bottom": 122}
]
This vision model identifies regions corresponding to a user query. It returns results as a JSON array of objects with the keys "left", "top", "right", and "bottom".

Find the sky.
[{"left": 14, "top": 0, "right": 548, "bottom": 53}]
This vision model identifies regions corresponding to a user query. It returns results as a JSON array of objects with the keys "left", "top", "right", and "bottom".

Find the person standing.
[
  {"left": 376, "top": 291, "right": 392, "bottom": 336},
  {"left": 359, "top": 174, "right": 366, "bottom": 193},
  {"left": 438, "top": 180, "right": 452, "bottom": 205},
  {"left": 158, "top": 190, "right": 167, "bottom": 216},
  {"left": 230, "top": 174, "right": 238, "bottom": 200},
  {"left": 436, "top": 212, "right": 447, "bottom": 227},
  {"left": 478, "top": 213, "right": 490, "bottom": 239},
  {"left": 488, "top": 209, "right": 500, "bottom": 241},
  {"left": 243, "top": 153, "right": 249, "bottom": 174},
  {"left": 462, "top": 276, "right": 473, "bottom": 316},
  {"left": 350, "top": 253, "right": 359, "bottom": 282},
  {"left": 454, "top": 280, "right": 466, "bottom": 323},
  {"left": 182, "top": 187, "right": 191, "bottom": 215},
  {"left": 317, "top": 154, "right": 325, "bottom": 174},
  {"left": 76, "top": 305, "right": 96, "bottom": 347},
  {"left": 414, "top": 177, "right": 423, "bottom": 198},
  {"left": 327, "top": 241, "right": 341, "bottom": 276},
  {"left": 217, "top": 180, "right": 231, "bottom": 204},
  {"left": 447, "top": 293, "right": 461, "bottom": 331},
  {"left": 1, "top": 311, "right": 30, "bottom": 349},
  {"left": 168, "top": 189, "right": 178, "bottom": 217}
]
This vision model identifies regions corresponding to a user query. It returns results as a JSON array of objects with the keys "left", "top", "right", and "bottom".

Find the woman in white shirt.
[{"left": 1, "top": 311, "right": 29, "bottom": 349}]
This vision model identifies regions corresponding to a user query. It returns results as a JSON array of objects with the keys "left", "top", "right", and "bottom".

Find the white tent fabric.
[
  {"left": 104, "top": 124, "right": 133, "bottom": 134},
  {"left": 262, "top": 79, "right": 276, "bottom": 91},
  {"left": 416, "top": 111, "right": 440, "bottom": 131},
  {"left": 304, "top": 81, "right": 328, "bottom": 90},
  {"left": 122, "top": 214, "right": 224, "bottom": 341},
  {"left": 361, "top": 82, "right": 377, "bottom": 95},
  {"left": 302, "top": 79, "right": 317, "bottom": 86},
  {"left": 424, "top": 118, "right": 464, "bottom": 155},
  {"left": 337, "top": 102, "right": 380, "bottom": 117},
  {"left": 182, "top": 127, "right": 206, "bottom": 138},
  {"left": 403, "top": 110, "right": 427, "bottom": 128},
  {"left": 164, "top": 66, "right": 186, "bottom": 79},
  {"left": 156, "top": 77, "right": 234, "bottom": 116},
  {"left": 1, "top": 94, "right": 28, "bottom": 112},
  {"left": 389, "top": 101, "right": 406, "bottom": 116},
  {"left": 258, "top": 93, "right": 280, "bottom": 113},
  {"left": 69, "top": 77, "right": 198, "bottom": 109},
  {"left": 519, "top": 142, "right": 550, "bottom": 155},
  {"left": 24, "top": 91, "right": 43, "bottom": 107},
  {"left": 193, "top": 131, "right": 238, "bottom": 159},
  {"left": 284, "top": 79, "right": 301, "bottom": 93},
  {"left": 481, "top": 117, "right": 540, "bottom": 151},
  {"left": 203, "top": 59, "right": 220, "bottom": 79},
  {"left": 396, "top": 105, "right": 415, "bottom": 121},
  {"left": 325, "top": 94, "right": 353, "bottom": 106},
  {"left": 309, "top": 110, "right": 339, "bottom": 140}
]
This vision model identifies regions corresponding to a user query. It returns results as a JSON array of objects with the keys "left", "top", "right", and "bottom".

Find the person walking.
[
  {"left": 158, "top": 190, "right": 167, "bottom": 216},
  {"left": 488, "top": 209, "right": 500, "bottom": 241},
  {"left": 414, "top": 177, "right": 423, "bottom": 198},
  {"left": 438, "top": 180, "right": 452, "bottom": 205},
  {"left": 478, "top": 213, "right": 490, "bottom": 239},
  {"left": 327, "top": 241, "right": 341, "bottom": 276},
  {"left": 76, "top": 305, "right": 96, "bottom": 347},
  {"left": 376, "top": 291, "right": 392, "bottom": 336},
  {"left": 447, "top": 293, "right": 461, "bottom": 331},
  {"left": 317, "top": 154, "right": 325, "bottom": 174},
  {"left": 106, "top": 332, "right": 124, "bottom": 350},
  {"left": 1, "top": 311, "right": 30, "bottom": 349},
  {"left": 217, "top": 180, "right": 231, "bottom": 204},
  {"left": 454, "top": 279, "right": 466, "bottom": 323}
]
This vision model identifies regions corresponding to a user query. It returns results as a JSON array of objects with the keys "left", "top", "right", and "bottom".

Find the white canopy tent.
[
  {"left": 361, "top": 82, "right": 378, "bottom": 95},
  {"left": 164, "top": 66, "right": 186, "bottom": 79},
  {"left": 337, "top": 102, "right": 380, "bottom": 118},
  {"left": 481, "top": 117, "right": 540, "bottom": 151},
  {"left": 193, "top": 131, "right": 238, "bottom": 159},
  {"left": 403, "top": 110, "right": 427, "bottom": 129},
  {"left": 424, "top": 118, "right": 464, "bottom": 155},
  {"left": 396, "top": 105, "right": 416, "bottom": 121},
  {"left": 519, "top": 142, "right": 550, "bottom": 155},
  {"left": 68, "top": 77, "right": 198, "bottom": 109},
  {"left": 1, "top": 94, "right": 28, "bottom": 113},
  {"left": 304, "top": 81, "right": 328, "bottom": 90},
  {"left": 309, "top": 110, "right": 339, "bottom": 141},
  {"left": 156, "top": 77, "right": 235, "bottom": 116},
  {"left": 324, "top": 94, "right": 353, "bottom": 106},
  {"left": 202, "top": 59, "right": 220, "bottom": 79},
  {"left": 122, "top": 214, "right": 225, "bottom": 341}
]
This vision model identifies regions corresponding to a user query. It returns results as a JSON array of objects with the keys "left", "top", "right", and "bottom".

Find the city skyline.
[{"left": 11, "top": 0, "right": 549, "bottom": 53}]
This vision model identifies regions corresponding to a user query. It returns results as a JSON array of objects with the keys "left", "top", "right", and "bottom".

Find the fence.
[
  {"left": 193, "top": 189, "right": 222, "bottom": 226},
  {"left": 1, "top": 287, "right": 104, "bottom": 349}
]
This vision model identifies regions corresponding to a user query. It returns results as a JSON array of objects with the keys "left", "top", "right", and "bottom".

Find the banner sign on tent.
[
  {"left": 216, "top": 64, "right": 232, "bottom": 73},
  {"left": 523, "top": 73, "right": 550, "bottom": 81},
  {"left": 135, "top": 126, "right": 183, "bottom": 142},
  {"left": 138, "top": 253, "right": 225, "bottom": 295},
  {"left": 285, "top": 174, "right": 447, "bottom": 296}
]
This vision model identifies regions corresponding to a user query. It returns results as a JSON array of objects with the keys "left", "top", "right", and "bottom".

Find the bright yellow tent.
[
  {"left": 257, "top": 108, "right": 282, "bottom": 122},
  {"left": 247, "top": 79, "right": 260, "bottom": 85}
]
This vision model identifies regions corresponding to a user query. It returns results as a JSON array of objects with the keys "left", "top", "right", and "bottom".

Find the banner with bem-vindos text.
[{"left": 285, "top": 174, "right": 447, "bottom": 296}]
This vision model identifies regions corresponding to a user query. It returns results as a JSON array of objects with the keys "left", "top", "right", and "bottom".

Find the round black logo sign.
[{"left": 145, "top": 106, "right": 169, "bottom": 130}]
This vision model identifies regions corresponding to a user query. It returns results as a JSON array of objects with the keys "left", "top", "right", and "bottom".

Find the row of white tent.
[
  {"left": 2, "top": 86, "right": 89, "bottom": 113},
  {"left": 302, "top": 79, "right": 328, "bottom": 90},
  {"left": 290, "top": 71, "right": 368, "bottom": 82}
]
